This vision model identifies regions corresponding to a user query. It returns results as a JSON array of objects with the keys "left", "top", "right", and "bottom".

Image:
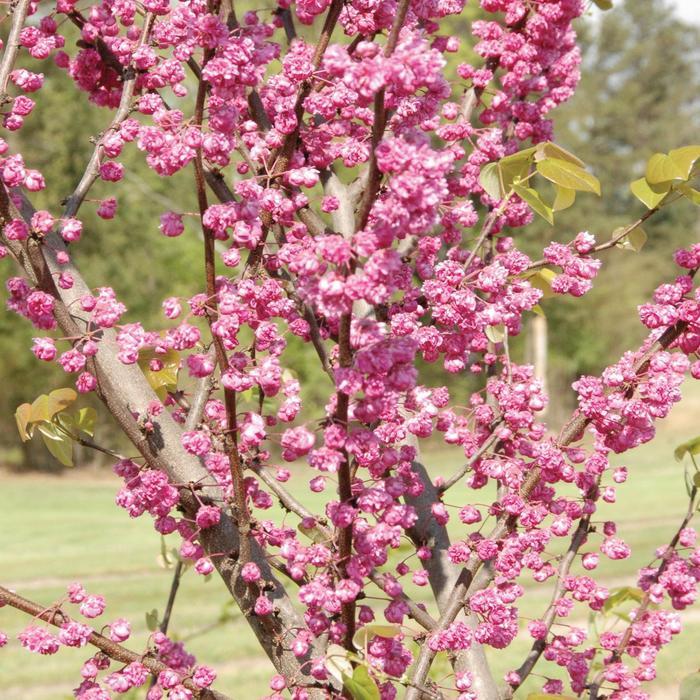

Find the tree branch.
[
  {"left": 0, "top": 585, "right": 230, "bottom": 700},
  {"left": 62, "top": 13, "right": 155, "bottom": 219},
  {"left": 0, "top": 0, "right": 31, "bottom": 97},
  {"left": 0, "top": 185, "right": 331, "bottom": 696},
  {"left": 437, "top": 420, "right": 503, "bottom": 494}
]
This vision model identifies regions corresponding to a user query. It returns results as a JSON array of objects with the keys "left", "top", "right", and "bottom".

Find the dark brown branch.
[
  {"left": 355, "top": 0, "right": 411, "bottom": 230},
  {"left": 525, "top": 207, "right": 660, "bottom": 272},
  {"left": 245, "top": 0, "right": 344, "bottom": 274},
  {"left": 63, "top": 13, "right": 155, "bottom": 219},
  {"left": 0, "top": 585, "right": 229, "bottom": 700},
  {"left": 192, "top": 19, "right": 252, "bottom": 566}
]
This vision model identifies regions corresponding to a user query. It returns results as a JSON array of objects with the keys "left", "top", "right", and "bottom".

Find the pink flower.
[
  {"left": 67, "top": 582, "right": 87, "bottom": 603},
  {"left": 601, "top": 538, "right": 631, "bottom": 561},
  {"left": 241, "top": 562, "right": 261, "bottom": 583},
  {"left": 32, "top": 337, "right": 56, "bottom": 361},
  {"left": 160, "top": 212, "right": 184, "bottom": 237},
  {"left": 109, "top": 618, "right": 131, "bottom": 643},
  {"left": 181, "top": 430, "right": 212, "bottom": 456},
  {"left": 254, "top": 595, "right": 272, "bottom": 615},
  {"left": 58, "top": 620, "right": 92, "bottom": 647},
  {"left": 79, "top": 594, "right": 106, "bottom": 619},
  {"left": 195, "top": 505, "right": 221, "bottom": 529},
  {"left": 18, "top": 626, "right": 59, "bottom": 654},
  {"left": 60, "top": 218, "right": 83, "bottom": 243}
]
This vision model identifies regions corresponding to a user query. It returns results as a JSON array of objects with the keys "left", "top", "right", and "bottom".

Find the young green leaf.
[
  {"left": 675, "top": 436, "right": 700, "bottom": 462},
  {"left": 75, "top": 406, "right": 97, "bottom": 437},
  {"left": 668, "top": 145, "right": 700, "bottom": 179},
  {"left": 47, "top": 388, "right": 78, "bottom": 416},
  {"left": 512, "top": 183, "right": 554, "bottom": 224},
  {"left": 479, "top": 162, "right": 503, "bottom": 200},
  {"left": 534, "top": 141, "right": 585, "bottom": 167},
  {"left": 677, "top": 183, "right": 700, "bottom": 206},
  {"left": 498, "top": 148, "right": 535, "bottom": 189},
  {"left": 139, "top": 348, "right": 180, "bottom": 397},
  {"left": 629, "top": 177, "right": 668, "bottom": 209},
  {"left": 526, "top": 268, "right": 558, "bottom": 299},
  {"left": 645, "top": 152, "right": 686, "bottom": 185},
  {"left": 616, "top": 227, "right": 647, "bottom": 253},
  {"left": 15, "top": 403, "right": 33, "bottom": 442},
  {"left": 485, "top": 324, "right": 506, "bottom": 344},
  {"left": 552, "top": 185, "right": 576, "bottom": 212},
  {"left": 352, "top": 624, "right": 401, "bottom": 649},
  {"left": 342, "top": 665, "right": 380, "bottom": 700},
  {"left": 30, "top": 394, "right": 52, "bottom": 424},
  {"left": 536, "top": 157, "right": 601, "bottom": 196},
  {"left": 38, "top": 423, "right": 74, "bottom": 467},
  {"left": 145, "top": 609, "right": 160, "bottom": 632},
  {"left": 325, "top": 644, "right": 354, "bottom": 683},
  {"left": 591, "top": 0, "right": 612, "bottom": 9}
]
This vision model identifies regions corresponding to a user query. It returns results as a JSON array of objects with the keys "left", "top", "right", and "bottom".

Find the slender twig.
[
  {"left": 277, "top": 8, "right": 298, "bottom": 43},
  {"left": 75, "top": 436, "right": 124, "bottom": 460},
  {"left": 159, "top": 561, "right": 184, "bottom": 635},
  {"left": 0, "top": 585, "right": 230, "bottom": 700},
  {"left": 508, "top": 488, "right": 597, "bottom": 693},
  {"left": 355, "top": 0, "right": 411, "bottom": 230},
  {"left": 191, "top": 4, "right": 252, "bottom": 566},
  {"left": 525, "top": 207, "right": 660, "bottom": 272},
  {"left": 67, "top": 10, "right": 127, "bottom": 78},
  {"left": 245, "top": 0, "right": 344, "bottom": 274},
  {"left": 334, "top": 311, "right": 356, "bottom": 651},
  {"left": 438, "top": 420, "right": 503, "bottom": 494},
  {"left": 463, "top": 195, "right": 512, "bottom": 273},
  {"left": 588, "top": 485, "right": 698, "bottom": 699},
  {"left": 63, "top": 13, "right": 155, "bottom": 219},
  {"left": 146, "top": 560, "right": 185, "bottom": 693},
  {"left": 367, "top": 570, "right": 438, "bottom": 631},
  {"left": 251, "top": 461, "right": 332, "bottom": 540}
]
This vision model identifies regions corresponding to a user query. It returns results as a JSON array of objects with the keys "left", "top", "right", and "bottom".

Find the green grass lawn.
[{"left": 2, "top": 385, "right": 700, "bottom": 699}]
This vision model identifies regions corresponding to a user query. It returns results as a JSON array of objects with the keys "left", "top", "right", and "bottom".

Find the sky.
[{"left": 669, "top": 0, "right": 700, "bottom": 23}]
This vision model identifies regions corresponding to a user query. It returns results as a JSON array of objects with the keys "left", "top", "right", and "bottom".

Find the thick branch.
[
  {"left": 404, "top": 459, "right": 500, "bottom": 700},
  {"left": 0, "top": 187, "right": 330, "bottom": 695}
]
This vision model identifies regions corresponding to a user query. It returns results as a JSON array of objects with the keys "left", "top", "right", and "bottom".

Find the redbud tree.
[{"left": 0, "top": 0, "right": 700, "bottom": 697}]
